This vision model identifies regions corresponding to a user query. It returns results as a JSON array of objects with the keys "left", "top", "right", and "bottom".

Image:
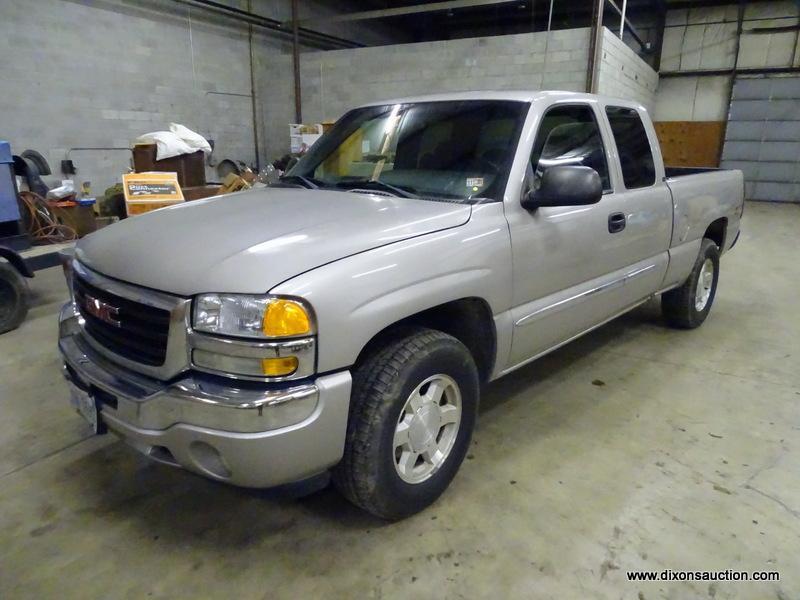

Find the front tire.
[
  {"left": 0, "top": 262, "right": 29, "bottom": 334},
  {"left": 333, "top": 328, "right": 479, "bottom": 520},
  {"left": 662, "top": 238, "right": 720, "bottom": 329}
]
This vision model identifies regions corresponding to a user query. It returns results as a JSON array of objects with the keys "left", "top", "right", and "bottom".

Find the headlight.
[
  {"left": 191, "top": 294, "right": 315, "bottom": 380},
  {"left": 193, "top": 294, "right": 313, "bottom": 339}
]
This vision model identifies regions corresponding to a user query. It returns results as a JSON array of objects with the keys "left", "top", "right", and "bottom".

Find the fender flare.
[{"left": 0, "top": 248, "right": 34, "bottom": 278}]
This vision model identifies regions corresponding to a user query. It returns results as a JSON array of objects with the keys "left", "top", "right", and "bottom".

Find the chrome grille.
[{"left": 74, "top": 272, "right": 170, "bottom": 366}]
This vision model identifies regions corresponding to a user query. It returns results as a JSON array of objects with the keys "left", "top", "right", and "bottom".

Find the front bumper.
[{"left": 58, "top": 302, "right": 352, "bottom": 488}]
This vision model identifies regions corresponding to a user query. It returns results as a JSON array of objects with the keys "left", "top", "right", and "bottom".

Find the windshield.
[{"left": 286, "top": 100, "right": 529, "bottom": 203}]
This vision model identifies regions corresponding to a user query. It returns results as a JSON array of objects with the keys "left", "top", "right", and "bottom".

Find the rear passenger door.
[{"left": 601, "top": 105, "right": 672, "bottom": 305}]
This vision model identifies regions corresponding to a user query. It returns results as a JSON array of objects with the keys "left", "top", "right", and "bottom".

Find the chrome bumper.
[{"left": 58, "top": 302, "right": 352, "bottom": 488}]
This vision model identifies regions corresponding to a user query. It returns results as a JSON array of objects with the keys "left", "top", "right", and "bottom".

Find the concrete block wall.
[
  {"left": 736, "top": 1, "right": 800, "bottom": 68},
  {"left": 660, "top": 4, "right": 740, "bottom": 72},
  {"left": 654, "top": 76, "right": 731, "bottom": 122},
  {"left": 654, "top": 1, "right": 800, "bottom": 122},
  {"left": 1, "top": 0, "right": 259, "bottom": 193},
  {"left": 0, "top": 0, "right": 402, "bottom": 194},
  {"left": 261, "top": 28, "right": 591, "bottom": 159},
  {"left": 596, "top": 28, "right": 659, "bottom": 112},
  {"left": 655, "top": 1, "right": 800, "bottom": 197}
]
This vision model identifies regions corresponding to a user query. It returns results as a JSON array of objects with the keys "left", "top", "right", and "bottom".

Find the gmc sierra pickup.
[{"left": 58, "top": 91, "right": 744, "bottom": 519}]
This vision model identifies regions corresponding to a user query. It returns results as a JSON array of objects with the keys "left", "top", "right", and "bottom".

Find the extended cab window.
[
  {"left": 529, "top": 104, "right": 611, "bottom": 192},
  {"left": 605, "top": 106, "right": 656, "bottom": 189}
]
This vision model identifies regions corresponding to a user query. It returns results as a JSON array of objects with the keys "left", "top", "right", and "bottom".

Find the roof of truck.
[{"left": 358, "top": 90, "right": 645, "bottom": 110}]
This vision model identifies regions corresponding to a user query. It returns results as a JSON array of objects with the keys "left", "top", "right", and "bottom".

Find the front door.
[{"left": 502, "top": 101, "right": 671, "bottom": 372}]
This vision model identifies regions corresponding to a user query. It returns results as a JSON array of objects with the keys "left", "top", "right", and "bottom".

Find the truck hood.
[{"left": 75, "top": 187, "right": 472, "bottom": 295}]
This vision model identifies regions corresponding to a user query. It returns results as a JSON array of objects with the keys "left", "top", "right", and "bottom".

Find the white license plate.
[{"left": 69, "top": 382, "right": 101, "bottom": 434}]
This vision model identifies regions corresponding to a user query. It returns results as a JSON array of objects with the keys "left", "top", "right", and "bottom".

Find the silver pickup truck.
[{"left": 58, "top": 91, "right": 744, "bottom": 519}]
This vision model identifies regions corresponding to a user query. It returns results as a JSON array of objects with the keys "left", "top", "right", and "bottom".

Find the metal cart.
[
  {"left": 0, "top": 242, "right": 73, "bottom": 334},
  {"left": 1, "top": 140, "right": 75, "bottom": 333}
]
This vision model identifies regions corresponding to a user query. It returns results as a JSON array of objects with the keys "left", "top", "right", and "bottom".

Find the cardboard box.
[
  {"left": 217, "top": 173, "right": 250, "bottom": 195},
  {"left": 289, "top": 123, "right": 323, "bottom": 153},
  {"left": 122, "top": 172, "right": 184, "bottom": 216}
]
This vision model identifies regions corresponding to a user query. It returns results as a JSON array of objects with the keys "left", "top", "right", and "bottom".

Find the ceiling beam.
[
  {"left": 171, "top": 0, "right": 362, "bottom": 48},
  {"left": 291, "top": 0, "right": 521, "bottom": 26},
  {"left": 664, "top": 0, "right": 769, "bottom": 8}
]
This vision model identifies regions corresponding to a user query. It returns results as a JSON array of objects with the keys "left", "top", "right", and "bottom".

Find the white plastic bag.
[
  {"left": 134, "top": 131, "right": 194, "bottom": 160},
  {"left": 46, "top": 179, "right": 76, "bottom": 199},
  {"left": 169, "top": 123, "right": 212, "bottom": 155}
]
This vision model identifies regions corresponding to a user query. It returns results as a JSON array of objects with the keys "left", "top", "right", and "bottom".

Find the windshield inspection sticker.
[{"left": 466, "top": 177, "right": 484, "bottom": 188}]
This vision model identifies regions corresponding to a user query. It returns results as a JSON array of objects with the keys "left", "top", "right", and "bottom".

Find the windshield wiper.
[
  {"left": 336, "top": 179, "right": 419, "bottom": 199},
  {"left": 277, "top": 174, "right": 321, "bottom": 189}
]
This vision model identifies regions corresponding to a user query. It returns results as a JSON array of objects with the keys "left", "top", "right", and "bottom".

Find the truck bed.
[
  {"left": 663, "top": 167, "right": 744, "bottom": 254},
  {"left": 664, "top": 166, "right": 725, "bottom": 178}
]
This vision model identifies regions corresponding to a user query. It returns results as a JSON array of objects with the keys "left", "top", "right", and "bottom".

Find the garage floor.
[{"left": 1, "top": 202, "right": 798, "bottom": 599}]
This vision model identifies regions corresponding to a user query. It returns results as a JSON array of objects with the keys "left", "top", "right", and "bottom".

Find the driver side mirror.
[{"left": 521, "top": 165, "right": 603, "bottom": 210}]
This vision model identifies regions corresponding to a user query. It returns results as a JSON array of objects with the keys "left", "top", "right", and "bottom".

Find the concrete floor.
[{"left": 1, "top": 202, "right": 798, "bottom": 599}]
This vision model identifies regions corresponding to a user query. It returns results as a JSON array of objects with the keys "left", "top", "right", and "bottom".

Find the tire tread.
[
  {"left": 333, "top": 327, "right": 470, "bottom": 518},
  {"left": 662, "top": 238, "right": 719, "bottom": 329},
  {"left": 0, "top": 262, "right": 29, "bottom": 334}
]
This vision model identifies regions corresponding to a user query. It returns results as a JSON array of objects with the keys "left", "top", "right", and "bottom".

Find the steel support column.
[
  {"left": 292, "top": 0, "right": 302, "bottom": 124},
  {"left": 586, "top": 0, "right": 605, "bottom": 93},
  {"left": 247, "top": 0, "right": 260, "bottom": 170},
  {"left": 718, "top": 0, "right": 746, "bottom": 165}
]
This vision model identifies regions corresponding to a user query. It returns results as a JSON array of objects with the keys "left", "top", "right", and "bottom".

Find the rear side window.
[
  {"left": 529, "top": 104, "right": 611, "bottom": 191},
  {"left": 605, "top": 106, "right": 655, "bottom": 189}
]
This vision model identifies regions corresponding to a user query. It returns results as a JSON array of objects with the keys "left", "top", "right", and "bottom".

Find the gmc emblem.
[{"left": 81, "top": 294, "right": 121, "bottom": 328}]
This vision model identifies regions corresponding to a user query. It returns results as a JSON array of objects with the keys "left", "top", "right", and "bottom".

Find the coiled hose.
[{"left": 18, "top": 191, "right": 78, "bottom": 243}]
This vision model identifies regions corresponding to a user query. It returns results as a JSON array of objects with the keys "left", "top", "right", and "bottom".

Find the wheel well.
[
  {"left": 354, "top": 298, "right": 496, "bottom": 382},
  {"left": 704, "top": 218, "right": 727, "bottom": 250}
]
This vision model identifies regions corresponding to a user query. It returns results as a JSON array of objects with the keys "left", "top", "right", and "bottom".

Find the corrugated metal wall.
[{"left": 721, "top": 75, "right": 800, "bottom": 203}]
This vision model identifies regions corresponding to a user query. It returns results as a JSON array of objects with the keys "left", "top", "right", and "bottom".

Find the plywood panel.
[{"left": 654, "top": 121, "right": 726, "bottom": 167}]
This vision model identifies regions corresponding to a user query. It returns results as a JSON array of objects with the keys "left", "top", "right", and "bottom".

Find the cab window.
[
  {"left": 605, "top": 106, "right": 656, "bottom": 189},
  {"left": 529, "top": 104, "right": 611, "bottom": 192}
]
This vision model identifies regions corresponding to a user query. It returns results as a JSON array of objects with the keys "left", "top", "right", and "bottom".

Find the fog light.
[
  {"left": 193, "top": 349, "right": 266, "bottom": 377},
  {"left": 261, "top": 356, "right": 298, "bottom": 376}
]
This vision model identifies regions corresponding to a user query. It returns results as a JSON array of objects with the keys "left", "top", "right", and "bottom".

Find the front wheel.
[
  {"left": 333, "top": 328, "right": 479, "bottom": 520},
  {"left": 662, "top": 238, "right": 720, "bottom": 329},
  {"left": 0, "top": 262, "right": 29, "bottom": 334}
]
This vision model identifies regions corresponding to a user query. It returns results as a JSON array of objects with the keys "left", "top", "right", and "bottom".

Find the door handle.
[{"left": 608, "top": 212, "right": 626, "bottom": 233}]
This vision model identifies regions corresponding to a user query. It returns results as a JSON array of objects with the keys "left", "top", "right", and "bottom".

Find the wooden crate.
[
  {"left": 132, "top": 144, "right": 206, "bottom": 187},
  {"left": 48, "top": 204, "right": 97, "bottom": 237}
]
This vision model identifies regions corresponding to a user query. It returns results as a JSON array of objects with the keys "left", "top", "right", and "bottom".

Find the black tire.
[
  {"left": 662, "top": 238, "right": 720, "bottom": 329},
  {"left": 0, "top": 262, "right": 29, "bottom": 334},
  {"left": 333, "top": 327, "right": 479, "bottom": 520}
]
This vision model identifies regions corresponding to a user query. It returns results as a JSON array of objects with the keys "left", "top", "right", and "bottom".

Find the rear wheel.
[
  {"left": 0, "top": 262, "right": 29, "bottom": 334},
  {"left": 333, "top": 328, "right": 479, "bottom": 520},
  {"left": 662, "top": 238, "right": 720, "bottom": 329}
]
